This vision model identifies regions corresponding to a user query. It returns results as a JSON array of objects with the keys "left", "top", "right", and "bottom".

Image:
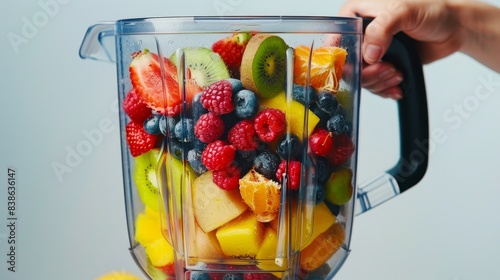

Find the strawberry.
[
  {"left": 125, "top": 121, "right": 158, "bottom": 157},
  {"left": 212, "top": 33, "right": 252, "bottom": 78},
  {"left": 122, "top": 88, "right": 152, "bottom": 122},
  {"left": 327, "top": 133, "right": 355, "bottom": 166},
  {"left": 129, "top": 49, "right": 202, "bottom": 116}
]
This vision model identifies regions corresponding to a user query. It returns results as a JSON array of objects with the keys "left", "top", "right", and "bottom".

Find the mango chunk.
[{"left": 216, "top": 211, "right": 265, "bottom": 258}]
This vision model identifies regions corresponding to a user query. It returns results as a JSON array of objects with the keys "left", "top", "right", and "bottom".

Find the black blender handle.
[{"left": 362, "top": 18, "right": 429, "bottom": 192}]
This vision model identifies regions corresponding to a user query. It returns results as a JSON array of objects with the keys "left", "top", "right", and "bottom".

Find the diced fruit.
[
  {"left": 309, "top": 129, "right": 333, "bottom": 157},
  {"left": 212, "top": 33, "right": 253, "bottom": 78},
  {"left": 254, "top": 108, "right": 286, "bottom": 143},
  {"left": 134, "top": 206, "right": 163, "bottom": 247},
  {"left": 324, "top": 168, "right": 353, "bottom": 205},
  {"left": 213, "top": 164, "right": 241, "bottom": 191},
  {"left": 255, "top": 228, "right": 284, "bottom": 278},
  {"left": 192, "top": 171, "right": 248, "bottom": 233},
  {"left": 216, "top": 211, "right": 265, "bottom": 258},
  {"left": 239, "top": 169, "right": 281, "bottom": 222},
  {"left": 193, "top": 223, "right": 225, "bottom": 259},
  {"left": 253, "top": 151, "right": 281, "bottom": 180},
  {"left": 123, "top": 88, "right": 153, "bottom": 122},
  {"left": 201, "top": 80, "right": 235, "bottom": 115},
  {"left": 292, "top": 84, "right": 317, "bottom": 106},
  {"left": 96, "top": 271, "right": 142, "bottom": 280},
  {"left": 275, "top": 160, "right": 302, "bottom": 190},
  {"left": 260, "top": 93, "right": 320, "bottom": 141},
  {"left": 202, "top": 140, "right": 236, "bottom": 171},
  {"left": 326, "top": 133, "right": 355, "bottom": 166},
  {"left": 300, "top": 223, "right": 345, "bottom": 271},
  {"left": 188, "top": 272, "right": 212, "bottom": 280},
  {"left": 294, "top": 45, "right": 347, "bottom": 92},
  {"left": 276, "top": 134, "right": 302, "bottom": 160},
  {"left": 133, "top": 149, "right": 162, "bottom": 211},
  {"left": 126, "top": 121, "right": 158, "bottom": 157},
  {"left": 326, "top": 113, "right": 347, "bottom": 135},
  {"left": 240, "top": 34, "right": 289, "bottom": 98},
  {"left": 300, "top": 202, "right": 336, "bottom": 249},
  {"left": 145, "top": 237, "right": 175, "bottom": 267}
]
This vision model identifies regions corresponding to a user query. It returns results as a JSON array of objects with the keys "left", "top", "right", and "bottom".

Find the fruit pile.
[{"left": 124, "top": 32, "right": 355, "bottom": 279}]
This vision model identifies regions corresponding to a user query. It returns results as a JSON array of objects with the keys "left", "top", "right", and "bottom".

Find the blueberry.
[
  {"left": 277, "top": 134, "right": 302, "bottom": 160},
  {"left": 188, "top": 149, "right": 207, "bottom": 176},
  {"left": 192, "top": 92, "right": 208, "bottom": 122},
  {"left": 159, "top": 115, "right": 177, "bottom": 138},
  {"left": 292, "top": 84, "right": 317, "bottom": 105},
  {"left": 326, "top": 114, "right": 346, "bottom": 135},
  {"left": 174, "top": 118, "right": 195, "bottom": 142},
  {"left": 235, "top": 150, "right": 257, "bottom": 175},
  {"left": 233, "top": 89, "right": 258, "bottom": 119},
  {"left": 226, "top": 78, "right": 243, "bottom": 94},
  {"left": 190, "top": 271, "right": 211, "bottom": 280},
  {"left": 192, "top": 138, "right": 208, "bottom": 151},
  {"left": 315, "top": 157, "right": 332, "bottom": 184},
  {"left": 314, "top": 185, "right": 326, "bottom": 205},
  {"left": 253, "top": 151, "right": 281, "bottom": 180},
  {"left": 222, "top": 274, "right": 243, "bottom": 280},
  {"left": 169, "top": 139, "right": 189, "bottom": 161},
  {"left": 221, "top": 111, "right": 241, "bottom": 138},
  {"left": 143, "top": 115, "right": 161, "bottom": 135},
  {"left": 316, "top": 92, "right": 339, "bottom": 116},
  {"left": 336, "top": 104, "right": 347, "bottom": 118}
]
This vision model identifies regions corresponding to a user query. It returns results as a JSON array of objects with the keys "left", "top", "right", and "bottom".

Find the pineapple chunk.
[
  {"left": 193, "top": 171, "right": 248, "bottom": 233},
  {"left": 216, "top": 211, "right": 265, "bottom": 258},
  {"left": 193, "top": 223, "right": 225, "bottom": 259},
  {"left": 145, "top": 238, "right": 175, "bottom": 267},
  {"left": 260, "top": 93, "right": 320, "bottom": 141},
  {"left": 134, "top": 207, "right": 163, "bottom": 247},
  {"left": 256, "top": 228, "right": 285, "bottom": 278}
]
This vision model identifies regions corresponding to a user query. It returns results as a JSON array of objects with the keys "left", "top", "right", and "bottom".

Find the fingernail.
[
  {"left": 385, "top": 75, "right": 403, "bottom": 86},
  {"left": 364, "top": 44, "right": 382, "bottom": 63},
  {"left": 379, "top": 68, "right": 395, "bottom": 79}
]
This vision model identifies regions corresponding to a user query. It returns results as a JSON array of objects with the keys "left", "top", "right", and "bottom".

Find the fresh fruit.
[
  {"left": 187, "top": 149, "right": 207, "bottom": 176},
  {"left": 201, "top": 80, "right": 235, "bottom": 115},
  {"left": 326, "top": 113, "right": 347, "bottom": 135},
  {"left": 159, "top": 115, "right": 177, "bottom": 137},
  {"left": 324, "top": 168, "right": 353, "bottom": 205},
  {"left": 276, "top": 134, "right": 302, "bottom": 160},
  {"left": 234, "top": 89, "right": 259, "bottom": 119},
  {"left": 300, "top": 223, "right": 345, "bottom": 271},
  {"left": 189, "top": 271, "right": 212, "bottom": 280},
  {"left": 326, "top": 133, "right": 355, "bottom": 166},
  {"left": 259, "top": 93, "right": 320, "bottom": 141},
  {"left": 223, "top": 274, "right": 244, "bottom": 280},
  {"left": 228, "top": 120, "right": 259, "bottom": 151},
  {"left": 126, "top": 121, "right": 158, "bottom": 157},
  {"left": 170, "top": 47, "right": 230, "bottom": 88},
  {"left": 254, "top": 108, "right": 286, "bottom": 142},
  {"left": 212, "top": 164, "right": 241, "bottom": 191},
  {"left": 294, "top": 45, "right": 347, "bottom": 92},
  {"left": 311, "top": 92, "right": 339, "bottom": 119},
  {"left": 193, "top": 223, "right": 225, "bottom": 259},
  {"left": 309, "top": 129, "right": 333, "bottom": 157},
  {"left": 300, "top": 202, "right": 336, "bottom": 249},
  {"left": 253, "top": 151, "right": 281, "bottom": 180},
  {"left": 216, "top": 210, "right": 265, "bottom": 258},
  {"left": 212, "top": 33, "right": 253, "bottom": 78},
  {"left": 194, "top": 112, "right": 225, "bottom": 143},
  {"left": 314, "top": 184, "right": 326, "bottom": 205},
  {"left": 133, "top": 149, "right": 162, "bottom": 211},
  {"left": 239, "top": 169, "right": 281, "bottom": 222},
  {"left": 192, "top": 171, "right": 248, "bottom": 233},
  {"left": 143, "top": 115, "right": 162, "bottom": 135},
  {"left": 202, "top": 140, "right": 236, "bottom": 171},
  {"left": 174, "top": 118, "right": 195, "bottom": 142},
  {"left": 240, "top": 34, "right": 289, "bottom": 98},
  {"left": 123, "top": 88, "right": 153, "bottom": 122},
  {"left": 255, "top": 227, "right": 284, "bottom": 278},
  {"left": 314, "top": 157, "right": 332, "bottom": 184},
  {"left": 292, "top": 84, "right": 317, "bottom": 106},
  {"left": 192, "top": 92, "right": 209, "bottom": 122},
  {"left": 145, "top": 237, "right": 175, "bottom": 267},
  {"left": 275, "top": 160, "right": 302, "bottom": 190},
  {"left": 96, "top": 271, "right": 142, "bottom": 280},
  {"left": 335, "top": 88, "right": 353, "bottom": 119},
  {"left": 244, "top": 272, "right": 278, "bottom": 280},
  {"left": 134, "top": 206, "right": 163, "bottom": 247}
]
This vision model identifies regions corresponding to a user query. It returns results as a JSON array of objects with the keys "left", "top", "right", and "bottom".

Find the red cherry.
[{"left": 309, "top": 129, "right": 333, "bottom": 157}]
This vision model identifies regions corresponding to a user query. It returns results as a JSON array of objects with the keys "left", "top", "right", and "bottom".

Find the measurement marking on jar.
[{"left": 6, "top": 167, "right": 17, "bottom": 273}]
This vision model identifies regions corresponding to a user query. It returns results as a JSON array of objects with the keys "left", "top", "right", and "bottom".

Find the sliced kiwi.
[
  {"left": 133, "top": 149, "right": 162, "bottom": 211},
  {"left": 240, "top": 34, "right": 289, "bottom": 98},
  {"left": 170, "top": 47, "right": 230, "bottom": 87}
]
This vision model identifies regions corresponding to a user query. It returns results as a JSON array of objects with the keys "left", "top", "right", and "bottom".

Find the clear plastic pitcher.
[{"left": 80, "top": 16, "right": 428, "bottom": 280}]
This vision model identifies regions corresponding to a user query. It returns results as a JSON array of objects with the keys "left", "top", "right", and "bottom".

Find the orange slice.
[
  {"left": 239, "top": 169, "right": 281, "bottom": 222},
  {"left": 299, "top": 222, "right": 345, "bottom": 271},
  {"left": 294, "top": 46, "right": 347, "bottom": 92}
]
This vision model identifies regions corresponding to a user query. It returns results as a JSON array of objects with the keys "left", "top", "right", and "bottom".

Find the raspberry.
[
  {"left": 202, "top": 140, "right": 236, "bottom": 171},
  {"left": 123, "top": 88, "right": 152, "bottom": 122},
  {"left": 194, "top": 112, "right": 225, "bottom": 143},
  {"left": 243, "top": 273, "right": 277, "bottom": 280},
  {"left": 228, "top": 120, "right": 259, "bottom": 151},
  {"left": 254, "top": 108, "right": 286, "bottom": 142},
  {"left": 327, "top": 133, "right": 355, "bottom": 166},
  {"left": 276, "top": 160, "right": 302, "bottom": 190},
  {"left": 213, "top": 164, "right": 241, "bottom": 190},
  {"left": 201, "top": 80, "right": 235, "bottom": 115}
]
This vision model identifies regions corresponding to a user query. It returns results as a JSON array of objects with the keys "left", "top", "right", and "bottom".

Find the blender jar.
[{"left": 80, "top": 16, "right": 428, "bottom": 280}]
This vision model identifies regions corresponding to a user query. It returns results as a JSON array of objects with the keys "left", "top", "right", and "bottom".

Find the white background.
[{"left": 1, "top": 0, "right": 500, "bottom": 279}]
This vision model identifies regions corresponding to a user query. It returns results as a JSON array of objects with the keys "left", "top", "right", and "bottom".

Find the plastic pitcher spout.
[{"left": 79, "top": 22, "right": 116, "bottom": 62}]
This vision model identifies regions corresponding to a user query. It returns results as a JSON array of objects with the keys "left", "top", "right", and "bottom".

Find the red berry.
[
  {"left": 276, "top": 160, "right": 302, "bottom": 190},
  {"left": 212, "top": 33, "right": 252, "bottom": 78},
  {"left": 194, "top": 112, "right": 225, "bottom": 143},
  {"left": 254, "top": 108, "right": 286, "bottom": 142},
  {"left": 125, "top": 121, "right": 158, "bottom": 157},
  {"left": 158, "top": 263, "right": 175, "bottom": 275},
  {"left": 201, "top": 80, "right": 235, "bottom": 115},
  {"left": 213, "top": 164, "right": 241, "bottom": 190},
  {"left": 123, "top": 88, "right": 153, "bottom": 122},
  {"left": 228, "top": 120, "right": 259, "bottom": 151},
  {"left": 202, "top": 140, "right": 236, "bottom": 171},
  {"left": 327, "top": 133, "right": 355, "bottom": 166},
  {"left": 309, "top": 129, "right": 333, "bottom": 157},
  {"left": 244, "top": 273, "right": 277, "bottom": 280}
]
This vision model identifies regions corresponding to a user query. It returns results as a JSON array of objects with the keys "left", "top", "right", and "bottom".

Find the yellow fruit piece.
[
  {"left": 300, "top": 223, "right": 345, "bottom": 271},
  {"left": 216, "top": 211, "right": 265, "bottom": 258},
  {"left": 294, "top": 45, "right": 347, "bottom": 92},
  {"left": 260, "top": 93, "right": 320, "bottom": 141},
  {"left": 96, "top": 271, "right": 143, "bottom": 280},
  {"left": 193, "top": 223, "right": 225, "bottom": 259},
  {"left": 145, "top": 238, "right": 175, "bottom": 267},
  {"left": 193, "top": 171, "right": 248, "bottom": 233},
  {"left": 239, "top": 169, "right": 281, "bottom": 222},
  {"left": 256, "top": 227, "right": 285, "bottom": 278},
  {"left": 134, "top": 207, "right": 163, "bottom": 248}
]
